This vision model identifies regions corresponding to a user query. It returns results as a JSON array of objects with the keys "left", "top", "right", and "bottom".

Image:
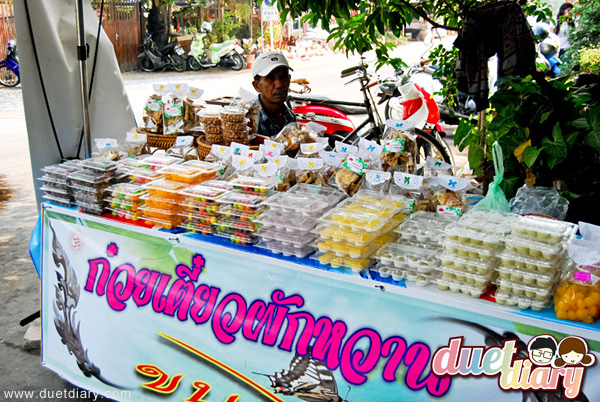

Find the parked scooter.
[
  {"left": 137, "top": 34, "right": 187, "bottom": 72},
  {"left": 534, "top": 23, "right": 562, "bottom": 76},
  {"left": 0, "top": 39, "right": 20, "bottom": 87},
  {"left": 187, "top": 22, "right": 245, "bottom": 71}
]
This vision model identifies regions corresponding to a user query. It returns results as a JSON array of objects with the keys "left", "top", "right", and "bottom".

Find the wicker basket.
[
  {"left": 197, "top": 136, "right": 212, "bottom": 160},
  {"left": 146, "top": 133, "right": 179, "bottom": 150}
]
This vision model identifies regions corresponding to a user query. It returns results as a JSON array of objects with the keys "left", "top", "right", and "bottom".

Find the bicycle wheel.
[
  {"left": 415, "top": 128, "right": 453, "bottom": 167},
  {"left": 0, "top": 66, "right": 19, "bottom": 87}
]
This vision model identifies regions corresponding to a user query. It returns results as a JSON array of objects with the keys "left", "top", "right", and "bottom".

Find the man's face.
[
  {"left": 530, "top": 348, "right": 554, "bottom": 365},
  {"left": 252, "top": 67, "right": 291, "bottom": 106}
]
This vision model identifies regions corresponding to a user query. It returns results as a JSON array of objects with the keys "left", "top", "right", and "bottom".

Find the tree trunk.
[{"left": 217, "top": 0, "right": 224, "bottom": 20}]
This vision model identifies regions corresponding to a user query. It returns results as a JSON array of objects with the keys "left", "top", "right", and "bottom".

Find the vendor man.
[{"left": 252, "top": 51, "right": 297, "bottom": 137}]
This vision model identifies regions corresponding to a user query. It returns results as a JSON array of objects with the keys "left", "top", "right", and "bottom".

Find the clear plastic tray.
[
  {"left": 79, "top": 158, "right": 118, "bottom": 176},
  {"left": 445, "top": 223, "right": 506, "bottom": 248},
  {"left": 106, "top": 198, "right": 145, "bottom": 212},
  {"left": 498, "top": 249, "right": 563, "bottom": 273},
  {"left": 201, "top": 179, "right": 231, "bottom": 190},
  {"left": 395, "top": 220, "right": 447, "bottom": 244},
  {"left": 494, "top": 289, "right": 551, "bottom": 311},
  {"left": 253, "top": 209, "right": 319, "bottom": 232},
  {"left": 42, "top": 194, "right": 75, "bottom": 207},
  {"left": 141, "top": 194, "right": 183, "bottom": 211},
  {"left": 142, "top": 215, "right": 182, "bottom": 230},
  {"left": 439, "top": 251, "right": 499, "bottom": 275},
  {"left": 496, "top": 264, "right": 558, "bottom": 287},
  {"left": 179, "top": 220, "right": 213, "bottom": 234},
  {"left": 228, "top": 175, "right": 279, "bottom": 194},
  {"left": 68, "top": 170, "right": 112, "bottom": 189},
  {"left": 76, "top": 201, "right": 105, "bottom": 215},
  {"left": 136, "top": 155, "right": 183, "bottom": 170},
  {"left": 142, "top": 206, "right": 182, "bottom": 221},
  {"left": 443, "top": 238, "right": 504, "bottom": 261},
  {"left": 41, "top": 162, "right": 81, "bottom": 179},
  {"left": 105, "top": 183, "right": 147, "bottom": 201},
  {"left": 39, "top": 176, "right": 70, "bottom": 190},
  {"left": 158, "top": 164, "right": 219, "bottom": 184},
  {"left": 370, "top": 265, "right": 407, "bottom": 282},
  {"left": 220, "top": 107, "right": 248, "bottom": 122},
  {"left": 257, "top": 228, "right": 316, "bottom": 247},
  {"left": 106, "top": 206, "right": 144, "bottom": 221},
  {"left": 437, "top": 265, "right": 496, "bottom": 287},
  {"left": 314, "top": 223, "right": 391, "bottom": 247},
  {"left": 179, "top": 184, "right": 229, "bottom": 202},
  {"left": 142, "top": 179, "right": 189, "bottom": 199},
  {"left": 459, "top": 210, "right": 515, "bottom": 235},
  {"left": 257, "top": 240, "right": 315, "bottom": 258},
  {"left": 40, "top": 186, "right": 70, "bottom": 197},
  {"left": 213, "top": 227, "right": 258, "bottom": 245},
  {"left": 180, "top": 210, "right": 219, "bottom": 225},
  {"left": 264, "top": 184, "right": 347, "bottom": 216},
  {"left": 128, "top": 168, "right": 164, "bottom": 184},
  {"left": 353, "top": 189, "right": 410, "bottom": 210},
  {"left": 435, "top": 277, "right": 489, "bottom": 298},
  {"left": 214, "top": 217, "right": 258, "bottom": 233},
  {"left": 511, "top": 215, "right": 577, "bottom": 244},
  {"left": 73, "top": 189, "right": 105, "bottom": 203},
  {"left": 320, "top": 198, "right": 400, "bottom": 233},
  {"left": 316, "top": 239, "right": 373, "bottom": 257},
  {"left": 218, "top": 205, "right": 267, "bottom": 221},
  {"left": 312, "top": 251, "right": 375, "bottom": 272},
  {"left": 216, "top": 192, "right": 268, "bottom": 209},
  {"left": 505, "top": 235, "right": 565, "bottom": 261},
  {"left": 180, "top": 199, "right": 221, "bottom": 214},
  {"left": 375, "top": 243, "right": 440, "bottom": 273},
  {"left": 495, "top": 277, "right": 556, "bottom": 301}
]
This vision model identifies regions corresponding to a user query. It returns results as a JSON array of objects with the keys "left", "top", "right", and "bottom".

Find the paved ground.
[{"left": 0, "top": 42, "right": 464, "bottom": 401}]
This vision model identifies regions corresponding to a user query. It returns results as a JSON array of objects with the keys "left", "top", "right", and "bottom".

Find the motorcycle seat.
[
  {"left": 290, "top": 94, "right": 368, "bottom": 115},
  {"left": 159, "top": 41, "right": 177, "bottom": 56}
]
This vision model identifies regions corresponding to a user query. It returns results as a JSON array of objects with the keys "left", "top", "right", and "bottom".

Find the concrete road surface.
[{"left": 0, "top": 42, "right": 465, "bottom": 401}]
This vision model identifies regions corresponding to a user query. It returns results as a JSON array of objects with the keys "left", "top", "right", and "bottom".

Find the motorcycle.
[
  {"left": 533, "top": 23, "right": 562, "bottom": 76},
  {"left": 0, "top": 39, "right": 20, "bottom": 87},
  {"left": 137, "top": 34, "right": 187, "bottom": 72},
  {"left": 187, "top": 23, "right": 245, "bottom": 71}
]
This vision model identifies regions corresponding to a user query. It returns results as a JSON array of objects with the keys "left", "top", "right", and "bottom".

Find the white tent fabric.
[{"left": 13, "top": 0, "right": 136, "bottom": 206}]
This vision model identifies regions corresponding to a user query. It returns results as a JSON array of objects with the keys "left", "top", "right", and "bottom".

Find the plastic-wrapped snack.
[
  {"left": 329, "top": 154, "right": 368, "bottom": 196},
  {"left": 143, "top": 94, "right": 162, "bottom": 133},
  {"left": 229, "top": 88, "right": 260, "bottom": 133},
  {"left": 265, "top": 155, "right": 293, "bottom": 191},
  {"left": 260, "top": 139, "right": 286, "bottom": 158},
  {"left": 391, "top": 172, "right": 431, "bottom": 213},
  {"left": 425, "top": 156, "right": 453, "bottom": 177},
  {"left": 275, "top": 122, "right": 319, "bottom": 157},
  {"left": 92, "top": 138, "right": 123, "bottom": 161},
  {"left": 360, "top": 170, "right": 392, "bottom": 192},
  {"left": 380, "top": 126, "right": 417, "bottom": 173},
  {"left": 334, "top": 141, "right": 359, "bottom": 156},
  {"left": 318, "top": 151, "right": 345, "bottom": 181},
  {"left": 358, "top": 137, "right": 383, "bottom": 165},
  {"left": 124, "top": 131, "right": 150, "bottom": 158},
  {"left": 223, "top": 154, "right": 255, "bottom": 182},
  {"left": 221, "top": 107, "right": 248, "bottom": 123},
  {"left": 289, "top": 157, "right": 328, "bottom": 188},
  {"left": 166, "top": 136, "right": 199, "bottom": 161},
  {"left": 296, "top": 142, "right": 326, "bottom": 158},
  {"left": 183, "top": 87, "right": 204, "bottom": 133},
  {"left": 163, "top": 94, "right": 184, "bottom": 135},
  {"left": 435, "top": 174, "right": 469, "bottom": 217}
]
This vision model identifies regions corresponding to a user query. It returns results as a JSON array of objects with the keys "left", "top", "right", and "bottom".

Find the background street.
[{"left": 0, "top": 40, "right": 463, "bottom": 401}]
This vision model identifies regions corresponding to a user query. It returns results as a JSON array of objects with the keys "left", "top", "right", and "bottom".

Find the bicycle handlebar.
[{"left": 341, "top": 65, "right": 363, "bottom": 78}]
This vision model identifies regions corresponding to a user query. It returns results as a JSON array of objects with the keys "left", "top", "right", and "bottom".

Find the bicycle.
[
  {"left": 288, "top": 57, "right": 453, "bottom": 166},
  {"left": 0, "top": 39, "right": 20, "bottom": 87}
]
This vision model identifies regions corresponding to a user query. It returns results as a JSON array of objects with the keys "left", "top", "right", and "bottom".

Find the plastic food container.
[
  {"left": 214, "top": 217, "right": 258, "bottom": 233},
  {"left": 370, "top": 265, "right": 407, "bottom": 281},
  {"left": 41, "top": 162, "right": 81, "bottom": 180},
  {"left": 179, "top": 220, "right": 213, "bottom": 235},
  {"left": 127, "top": 168, "right": 163, "bottom": 184},
  {"left": 315, "top": 223, "right": 392, "bottom": 247},
  {"left": 495, "top": 289, "right": 550, "bottom": 310},
  {"left": 375, "top": 243, "right": 440, "bottom": 273},
  {"left": 205, "top": 133, "right": 223, "bottom": 143},
  {"left": 320, "top": 199, "right": 401, "bottom": 233},
  {"left": 257, "top": 229, "right": 315, "bottom": 248},
  {"left": 437, "top": 264, "right": 497, "bottom": 287},
  {"left": 459, "top": 210, "right": 515, "bottom": 235},
  {"left": 220, "top": 107, "right": 248, "bottom": 122},
  {"left": 257, "top": 240, "right": 314, "bottom": 258},
  {"left": 228, "top": 176, "right": 278, "bottom": 195},
  {"left": 180, "top": 199, "right": 221, "bottom": 214},
  {"left": 213, "top": 226, "right": 258, "bottom": 245},
  {"left": 203, "top": 124, "right": 223, "bottom": 135},
  {"left": 136, "top": 155, "right": 183, "bottom": 171},
  {"left": 198, "top": 110, "right": 222, "bottom": 125},
  {"left": 445, "top": 223, "right": 506, "bottom": 248},
  {"left": 221, "top": 118, "right": 248, "bottom": 131},
  {"left": 141, "top": 194, "right": 183, "bottom": 211},
  {"left": 106, "top": 198, "right": 145, "bottom": 212},
  {"left": 107, "top": 206, "right": 144, "bottom": 221},
  {"left": 265, "top": 184, "right": 347, "bottom": 217},
  {"left": 40, "top": 185, "right": 71, "bottom": 198},
  {"left": 73, "top": 188, "right": 106, "bottom": 203},
  {"left": 218, "top": 205, "right": 266, "bottom": 221},
  {"left": 77, "top": 201, "right": 105, "bottom": 215},
  {"left": 395, "top": 220, "right": 447, "bottom": 244},
  {"left": 435, "top": 277, "right": 489, "bottom": 298},
  {"left": 39, "top": 176, "right": 70, "bottom": 191},
  {"left": 180, "top": 211, "right": 219, "bottom": 225},
  {"left": 106, "top": 183, "right": 147, "bottom": 201},
  {"left": 141, "top": 205, "right": 182, "bottom": 220},
  {"left": 443, "top": 238, "right": 504, "bottom": 261},
  {"left": 223, "top": 128, "right": 251, "bottom": 140},
  {"left": 495, "top": 277, "right": 555, "bottom": 301},
  {"left": 142, "top": 179, "right": 189, "bottom": 200},
  {"left": 317, "top": 240, "right": 377, "bottom": 259},
  {"left": 158, "top": 164, "right": 219, "bottom": 184},
  {"left": 496, "top": 264, "right": 558, "bottom": 287},
  {"left": 254, "top": 210, "right": 319, "bottom": 232},
  {"left": 505, "top": 235, "right": 565, "bottom": 261},
  {"left": 42, "top": 194, "right": 75, "bottom": 207},
  {"left": 439, "top": 251, "right": 499, "bottom": 275},
  {"left": 142, "top": 215, "right": 182, "bottom": 230},
  {"left": 216, "top": 192, "right": 268, "bottom": 210},
  {"left": 511, "top": 216, "right": 577, "bottom": 244},
  {"left": 79, "top": 158, "right": 118, "bottom": 176},
  {"left": 201, "top": 179, "right": 231, "bottom": 191},
  {"left": 312, "top": 251, "right": 375, "bottom": 272},
  {"left": 498, "top": 249, "right": 563, "bottom": 273},
  {"left": 68, "top": 170, "right": 112, "bottom": 191}
]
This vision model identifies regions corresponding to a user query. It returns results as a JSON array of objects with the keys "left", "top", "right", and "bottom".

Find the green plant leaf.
[
  {"left": 468, "top": 145, "right": 484, "bottom": 177},
  {"left": 500, "top": 176, "right": 520, "bottom": 198},
  {"left": 523, "top": 146, "right": 542, "bottom": 168},
  {"left": 542, "top": 123, "right": 567, "bottom": 159},
  {"left": 584, "top": 106, "right": 600, "bottom": 149},
  {"left": 454, "top": 119, "right": 478, "bottom": 151}
]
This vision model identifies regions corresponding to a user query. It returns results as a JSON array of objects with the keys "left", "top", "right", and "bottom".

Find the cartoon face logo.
[
  {"left": 527, "top": 336, "right": 557, "bottom": 366},
  {"left": 554, "top": 336, "right": 596, "bottom": 368}
]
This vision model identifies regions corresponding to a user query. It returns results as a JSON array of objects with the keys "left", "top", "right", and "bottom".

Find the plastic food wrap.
[
  {"left": 329, "top": 155, "right": 368, "bottom": 196},
  {"left": 124, "top": 132, "right": 150, "bottom": 158},
  {"left": 380, "top": 126, "right": 417, "bottom": 173},
  {"left": 509, "top": 184, "right": 569, "bottom": 220},
  {"left": 143, "top": 94, "right": 163, "bottom": 133},
  {"left": 274, "top": 123, "right": 320, "bottom": 157}
]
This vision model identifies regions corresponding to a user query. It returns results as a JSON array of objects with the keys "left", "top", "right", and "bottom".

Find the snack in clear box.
[
  {"left": 443, "top": 238, "right": 503, "bottom": 261},
  {"left": 511, "top": 215, "right": 577, "bottom": 244},
  {"left": 320, "top": 198, "right": 400, "bottom": 233},
  {"left": 141, "top": 194, "right": 183, "bottom": 211},
  {"left": 107, "top": 206, "right": 144, "bottom": 221},
  {"left": 375, "top": 243, "right": 440, "bottom": 273},
  {"left": 554, "top": 265, "right": 600, "bottom": 324},
  {"left": 222, "top": 118, "right": 250, "bottom": 131},
  {"left": 496, "top": 264, "right": 557, "bottom": 287},
  {"left": 40, "top": 185, "right": 70, "bottom": 198},
  {"left": 312, "top": 251, "right": 374, "bottom": 272},
  {"left": 213, "top": 226, "right": 258, "bottom": 245},
  {"left": 216, "top": 192, "right": 267, "bottom": 210},
  {"left": 198, "top": 109, "right": 222, "bottom": 126},
  {"left": 265, "top": 184, "right": 346, "bottom": 216},
  {"left": 158, "top": 164, "right": 218, "bottom": 184},
  {"left": 39, "top": 176, "right": 70, "bottom": 191},
  {"left": 380, "top": 127, "right": 416, "bottom": 172},
  {"left": 257, "top": 240, "right": 315, "bottom": 258},
  {"left": 218, "top": 205, "right": 266, "bottom": 221},
  {"left": 42, "top": 162, "right": 81, "bottom": 180},
  {"left": 221, "top": 107, "right": 248, "bottom": 123},
  {"left": 257, "top": 228, "right": 315, "bottom": 247},
  {"left": 440, "top": 251, "right": 499, "bottom": 275},
  {"left": 180, "top": 183, "right": 228, "bottom": 202},
  {"left": 143, "top": 94, "right": 163, "bottom": 133},
  {"left": 42, "top": 194, "right": 74, "bottom": 207},
  {"left": 438, "top": 264, "right": 497, "bottom": 287},
  {"left": 106, "top": 197, "right": 145, "bottom": 212},
  {"left": 204, "top": 124, "right": 223, "bottom": 135},
  {"left": 205, "top": 133, "right": 224, "bottom": 144},
  {"left": 229, "top": 176, "right": 278, "bottom": 194},
  {"left": 315, "top": 223, "right": 391, "bottom": 247},
  {"left": 80, "top": 158, "right": 119, "bottom": 176},
  {"left": 505, "top": 236, "right": 565, "bottom": 261},
  {"left": 128, "top": 168, "right": 163, "bottom": 184},
  {"left": 254, "top": 210, "right": 319, "bottom": 232},
  {"left": 435, "top": 277, "right": 488, "bottom": 298},
  {"left": 77, "top": 201, "right": 105, "bottom": 216},
  {"left": 68, "top": 170, "right": 112, "bottom": 191},
  {"left": 223, "top": 127, "right": 251, "bottom": 140},
  {"left": 498, "top": 249, "right": 562, "bottom": 273},
  {"left": 396, "top": 220, "right": 447, "bottom": 244},
  {"left": 180, "top": 220, "right": 213, "bottom": 235},
  {"left": 143, "top": 214, "right": 182, "bottom": 230},
  {"left": 142, "top": 179, "right": 189, "bottom": 200},
  {"left": 106, "top": 183, "right": 147, "bottom": 201},
  {"left": 137, "top": 155, "right": 183, "bottom": 171},
  {"left": 180, "top": 210, "right": 219, "bottom": 225},
  {"left": 215, "top": 217, "right": 258, "bottom": 233},
  {"left": 495, "top": 289, "right": 549, "bottom": 311},
  {"left": 495, "top": 277, "right": 554, "bottom": 301},
  {"left": 445, "top": 223, "right": 505, "bottom": 248},
  {"left": 202, "top": 179, "right": 231, "bottom": 191},
  {"left": 318, "top": 240, "right": 377, "bottom": 259}
]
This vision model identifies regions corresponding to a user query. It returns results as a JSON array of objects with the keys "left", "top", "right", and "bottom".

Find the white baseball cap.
[{"left": 252, "top": 51, "right": 293, "bottom": 78}]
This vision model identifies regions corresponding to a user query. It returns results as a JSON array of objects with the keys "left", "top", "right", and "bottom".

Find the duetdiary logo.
[{"left": 431, "top": 335, "right": 596, "bottom": 400}]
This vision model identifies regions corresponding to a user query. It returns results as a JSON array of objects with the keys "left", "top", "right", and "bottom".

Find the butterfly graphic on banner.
[{"left": 256, "top": 347, "right": 347, "bottom": 402}]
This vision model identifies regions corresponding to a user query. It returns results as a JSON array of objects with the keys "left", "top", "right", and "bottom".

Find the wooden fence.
[
  {"left": 92, "top": 1, "right": 142, "bottom": 71},
  {"left": 0, "top": 1, "right": 16, "bottom": 61}
]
